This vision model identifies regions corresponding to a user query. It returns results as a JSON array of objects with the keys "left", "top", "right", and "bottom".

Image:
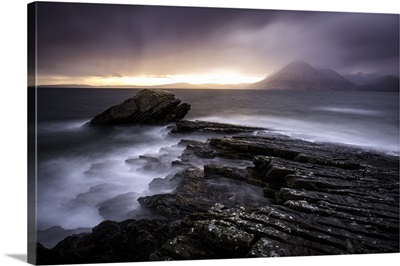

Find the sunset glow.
[
  {"left": 39, "top": 73, "right": 264, "bottom": 87},
  {"left": 95, "top": 73, "right": 262, "bottom": 86}
]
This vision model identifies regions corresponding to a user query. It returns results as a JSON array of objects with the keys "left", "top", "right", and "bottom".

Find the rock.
[
  {"left": 171, "top": 120, "right": 265, "bottom": 134},
  {"left": 148, "top": 177, "right": 175, "bottom": 192},
  {"left": 37, "top": 219, "right": 180, "bottom": 264},
  {"left": 36, "top": 242, "right": 66, "bottom": 264},
  {"left": 138, "top": 168, "right": 212, "bottom": 220},
  {"left": 139, "top": 166, "right": 270, "bottom": 220},
  {"left": 138, "top": 193, "right": 211, "bottom": 220},
  {"left": 204, "top": 163, "right": 264, "bottom": 187},
  {"left": 37, "top": 226, "right": 91, "bottom": 249},
  {"left": 126, "top": 156, "right": 165, "bottom": 171},
  {"left": 185, "top": 141, "right": 217, "bottom": 159},
  {"left": 88, "top": 89, "right": 190, "bottom": 126},
  {"left": 97, "top": 192, "right": 140, "bottom": 221},
  {"left": 155, "top": 235, "right": 217, "bottom": 260},
  {"left": 190, "top": 219, "right": 254, "bottom": 256},
  {"left": 248, "top": 238, "right": 319, "bottom": 257}
]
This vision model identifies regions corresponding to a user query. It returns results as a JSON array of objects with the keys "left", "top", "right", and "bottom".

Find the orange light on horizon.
[
  {"left": 89, "top": 72, "right": 263, "bottom": 86},
  {"left": 38, "top": 72, "right": 264, "bottom": 87}
]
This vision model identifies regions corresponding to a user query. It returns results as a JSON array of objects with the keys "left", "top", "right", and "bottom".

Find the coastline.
[{"left": 36, "top": 119, "right": 399, "bottom": 264}]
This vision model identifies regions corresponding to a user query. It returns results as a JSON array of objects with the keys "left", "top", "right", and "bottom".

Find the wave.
[
  {"left": 315, "top": 107, "right": 383, "bottom": 116},
  {"left": 36, "top": 122, "right": 186, "bottom": 230},
  {"left": 194, "top": 114, "right": 399, "bottom": 155}
]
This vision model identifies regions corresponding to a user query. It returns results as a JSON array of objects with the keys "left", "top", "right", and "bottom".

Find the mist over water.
[
  {"left": 195, "top": 113, "right": 398, "bottom": 155},
  {"left": 37, "top": 123, "right": 185, "bottom": 229},
  {"left": 35, "top": 88, "right": 399, "bottom": 231},
  {"left": 173, "top": 89, "right": 399, "bottom": 155}
]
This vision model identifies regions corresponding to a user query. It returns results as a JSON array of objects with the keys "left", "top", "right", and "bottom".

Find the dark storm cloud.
[
  {"left": 36, "top": 3, "right": 148, "bottom": 76},
  {"left": 35, "top": 2, "right": 289, "bottom": 77},
  {"left": 33, "top": 2, "right": 399, "bottom": 82},
  {"left": 296, "top": 12, "right": 399, "bottom": 74}
]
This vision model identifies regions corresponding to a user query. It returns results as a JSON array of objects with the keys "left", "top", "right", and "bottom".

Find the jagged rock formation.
[
  {"left": 170, "top": 120, "right": 265, "bottom": 134},
  {"left": 88, "top": 89, "right": 190, "bottom": 126},
  {"left": 37, "top": 226, "right": 91, "bottom": 249},
  {"left": 36, "top": 120, "right": 399, "bottom": 264}
]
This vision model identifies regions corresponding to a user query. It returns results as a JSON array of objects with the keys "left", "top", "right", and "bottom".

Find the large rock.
[{"left": 89, "top": 89, "right": 190, "bottom": 126}]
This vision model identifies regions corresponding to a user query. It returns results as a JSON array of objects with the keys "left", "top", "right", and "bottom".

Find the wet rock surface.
[
  {"left": 37, "top": 120, "right": 399, "bottom": 264},
  {"left": 88, "top": 89, "right": 190, "bottom": 126},
  {"left": 38, "top": 219, "right": 182, "bottom": 264},
  {"left": 171, "top": 119, "right": 265, "bottom": 134},
  {"left": 37, "top": 226, "right": 92, "bottom": 249}
]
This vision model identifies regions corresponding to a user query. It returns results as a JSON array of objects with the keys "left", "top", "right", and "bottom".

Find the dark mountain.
[
  {"left": 150, "top": 82, "right": 199, "bottom": 89},
  {"left": 345, "top": 72, "right": 399, "bottom": 91},
  {"left": 372, "top": 75, "right": 399, "bottom": 92},
  {"left": 248, "top": 61, "right": 355, "bottom": 90},
  {"left": 317, "top": 68, "right": 357, "bottom": 90},
  {"left": 344, "top": 72, "right": 379, "bottom": 85}
]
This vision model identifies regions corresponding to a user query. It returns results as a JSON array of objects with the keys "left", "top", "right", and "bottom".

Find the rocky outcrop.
[
  {"left": 36, "top": 120, "right": 399, "bottom": 264},
  {"left": 171, "top": 120, "right": 265, "bottom": 134},
  {"left": 88, "top": 89, "right": 190, "bottom": 126},
  {"left": 37, "top": 219, "right": 182, "bottom": 264},
  {"left": 37, "top": 226, "right": 91, "bottom": 249}
]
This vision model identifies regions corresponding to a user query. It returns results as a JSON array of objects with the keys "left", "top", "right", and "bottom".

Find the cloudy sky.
[{"left": 31, "top": 2, "right": 399, "bottom": 86}]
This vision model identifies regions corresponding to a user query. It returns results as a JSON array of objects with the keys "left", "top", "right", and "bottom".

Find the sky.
[{"left": 30, "top": 2, "right": 399, "bottom": 86}]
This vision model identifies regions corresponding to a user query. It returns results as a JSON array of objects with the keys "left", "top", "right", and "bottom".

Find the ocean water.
[{"left": 34, "top": 88, "right": 399, "bottom": 231}]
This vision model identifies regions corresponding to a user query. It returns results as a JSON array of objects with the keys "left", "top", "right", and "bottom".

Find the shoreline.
[{"left": 36, "top": 119, "right": 399, "bottom": 264}]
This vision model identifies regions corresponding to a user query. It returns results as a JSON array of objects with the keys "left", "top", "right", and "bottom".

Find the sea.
[{"left": 33, "top": 88, "right": 399, "bottom": 232}]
